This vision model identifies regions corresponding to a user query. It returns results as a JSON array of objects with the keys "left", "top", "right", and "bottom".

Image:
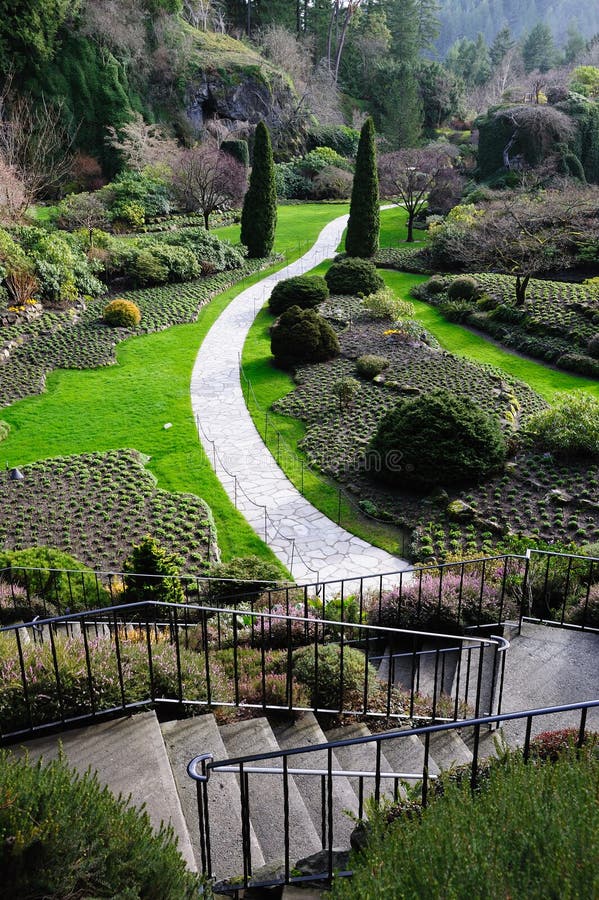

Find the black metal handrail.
[
  {"left": 187, "top": 699, "right": 599, "bottom": 893},
  {"left": 0, "top": 600, "right": 507, "bottom": 744}
]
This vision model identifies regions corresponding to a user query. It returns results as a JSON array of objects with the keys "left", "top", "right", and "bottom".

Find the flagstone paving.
[{"left": 190, "top": 213, "right": 410, "bottom": 583}]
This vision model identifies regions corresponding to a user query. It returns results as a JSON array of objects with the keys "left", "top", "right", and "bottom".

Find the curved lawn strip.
[{"left": 0, "top": 204, "right": 348, "bottom": 564}]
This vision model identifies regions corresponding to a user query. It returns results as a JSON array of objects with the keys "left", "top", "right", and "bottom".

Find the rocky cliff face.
[{"left": 184, "top": 67, "right": 296, "bottom": 134}]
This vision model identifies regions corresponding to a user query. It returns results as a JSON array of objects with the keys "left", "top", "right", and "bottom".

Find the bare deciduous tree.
[
  {"left": 379, "top": 146, "right": 456, "bottom": 241},
  {"left": 0, "top": 157, "right": 26, "bottom": 221},
  {"left": 58, "top": 192, "right": 110, "bottom": 245},
  {"left": 171, "top": 140, "right": 246, "bottom": 228},
  {"left": 105, "top": 112, "right": 178, "bottom": 172},
  {"left": 0, "top": 84, "right": 75, "bottom": 213}
]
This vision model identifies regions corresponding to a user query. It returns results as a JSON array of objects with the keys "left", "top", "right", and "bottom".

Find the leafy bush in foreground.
[
  {"left": 0, "top": 751, "right": 201, "bottom": 899},
  {"left": 333, "top": 749, "right": 599, "bottom": 900},
  {"left": 293, "top": 643, "right": 377, "bottom": 710}
]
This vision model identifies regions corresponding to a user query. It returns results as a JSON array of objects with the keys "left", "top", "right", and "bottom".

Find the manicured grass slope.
[{"left": 0, "top": 205, "right": 348, "bottom": 563}]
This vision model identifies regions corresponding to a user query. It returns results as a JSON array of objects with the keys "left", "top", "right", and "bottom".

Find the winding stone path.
[{"left": 190, "top": 213, "right": 410, "bottom": 583}]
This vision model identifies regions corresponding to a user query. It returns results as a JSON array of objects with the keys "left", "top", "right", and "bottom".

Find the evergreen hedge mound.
[
  {"left": 102, "top": 298, "right": 141, "bottom": 327},
  {"left": 325, "top": 258, "right": 384, "bottom": 296},
  {"left": 271, "top": 305, "right": 340, "bottom": 368},
  {"left": 370, "top": 389, "right": 506, "bottom": 489},
  {"left": 268, "top": 275, "right": 329, "bottom": 315}
]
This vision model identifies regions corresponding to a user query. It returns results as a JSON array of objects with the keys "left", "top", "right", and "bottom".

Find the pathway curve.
[{"left": 190, "top": 213, "right": 410, "bottom": 583}]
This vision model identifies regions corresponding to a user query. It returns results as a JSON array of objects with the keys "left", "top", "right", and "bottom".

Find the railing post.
[{"left": 520, "top": 552, "right": 531, "bottom": 634}]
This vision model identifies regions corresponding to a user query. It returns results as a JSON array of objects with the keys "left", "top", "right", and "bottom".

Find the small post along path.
[{"left": 190, "top": 212, "right": 410, "bottom": 582}]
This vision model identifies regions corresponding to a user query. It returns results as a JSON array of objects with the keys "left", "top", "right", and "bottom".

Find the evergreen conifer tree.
[
  {"left": 345, "top": 116, "right": 379, "bottom": 258},
  {"left": 240, "top": 121, "right": 277, "bottom": 258}
]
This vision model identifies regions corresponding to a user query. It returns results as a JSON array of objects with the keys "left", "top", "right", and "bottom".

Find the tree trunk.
[
  {"left": 515, "top": 273, "right": 530, "bottom": 305},
  {"left": 204, "top": 209, "right": 210, "bottom": 230},
  {"left": 407, "top": 211, "right": 414, "bottom": 243}
]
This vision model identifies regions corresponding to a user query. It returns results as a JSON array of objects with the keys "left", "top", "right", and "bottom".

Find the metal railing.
[
  {"left": 1, "top": 546, "right": 597, "bottom": 634},
  {"left": 187, "top": 699, "right": 599, "bottom": 894},
  {"left": 0, "top": 599, "right": 507, "bottom": 743}
]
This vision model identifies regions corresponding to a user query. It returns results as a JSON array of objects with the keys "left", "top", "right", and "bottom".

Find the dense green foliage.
[
  {"left": 241, "top": 122, "right": 277, "bottom": 258},
  {"left": 293, "top": 643, "right": 377, "bottom": 710},
  {"left": 524, "top": 393, "right": 599, "bottom": 458},
  {"left": 333, "top": 748, "right": 599, "bottom": 900},
  {"left": 0, "top": 546, "right": 109, "bottom": 615},
  {"left": 123, "top": 535, "right": 186, "bottom": 605},
  {"left": 268, "top": 274, "right": 329, "bottom": 315},
  {"left": 204, "top": 555, "right": 285, "bottom": 603},
  {"left": 345, "top": 118, "right": 379, "bottom": 258},
  {"left": 0, "top": 750, "right": 201, "bottom": 900},
  {"left": 221, "top": 138, "right": 250, "bottom": 167},
  {"left": 370, "top": 389, "right": 506, "bottom": 489},
  {"left": 271, "top": 305, "right": 340, "bottom": 368},
  {"left": 325, "top": 258, "right": 384, "bottom": 296}
]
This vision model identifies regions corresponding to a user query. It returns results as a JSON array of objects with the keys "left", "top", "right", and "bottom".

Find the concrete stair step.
[
  {"left": 455, "top": 636, "right": 501, "bottom": 718},
  {"left": 463, "top": 726, "right": 507, "bottom": 760},
  {"left": 161, "top": 714, "right": 264, "bottom": 878},
  {"left": 374, "top": 727, "right": 440, "bottom": 781},
  {"left": 272, "top": 712, "right": 359, "bottom": 848},
  {"left": 426, "top": 729, "right": 473, "bottom": 771},
  {"left": 219, "top": 717, "right": 321, "bottom": 866},
  {"left": 323, "top": 722, "right": 398, "bottom": 807},
  {"left": 8, "top": 711, "right": 196, "bottom": 871}
]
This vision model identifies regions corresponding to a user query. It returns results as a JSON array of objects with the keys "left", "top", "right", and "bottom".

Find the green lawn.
[{"left": 0, "top": 204, "right": 348, "bottom": 563}]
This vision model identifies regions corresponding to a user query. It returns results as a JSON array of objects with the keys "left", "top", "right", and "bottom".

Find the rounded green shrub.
[
  {"left": 102, "top": 298, "right": 141, "bottom": 327},
  {"left": 123, "top": 535, "right": 185, "bottom": 605},
  {"left": 370, "top": 389, "right": 506, "bottom": 489},
  {"left": 269, "top": 275, "right": 329, "bottom": 315},
  {"left": 293, "top": 643, "right": 377, "bottom": 710},
  {"left": 356, "top": 354, "right": 390, "bottom": 379},
  {"left": 325, "top": 258, "right": 384, "bottom": 296},
  {"left": 0, "top": 547, "right": 110, "bottom": 617},
  {"left": 271, "top": 305, "right": 340, "bottom": 368},
  {"left": 426, "top": 274, "right": 450, "bottom": 294},
  {"left": 0, "top": 751, "right": 201, "bottom": 899},
  {"left": 204, "top": 555, "right": 285, "bottom": 603},
  {"left": 129, "top": 249, "right": 169, "bottom": 286},
  {"left": 447, "top": 276, "right": 481, "bottom": 301}
]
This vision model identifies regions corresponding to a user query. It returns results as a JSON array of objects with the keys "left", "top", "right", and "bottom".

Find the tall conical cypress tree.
[
  {"left": 345, "top": 117, "right": 379, "bottom": 258},
  {"left": 241, "top": 121, "right": 277, "bottom": 258}
]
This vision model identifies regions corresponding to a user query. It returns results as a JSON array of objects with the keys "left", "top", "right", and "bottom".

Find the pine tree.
[
  {"left": 240, "top": 121, "right": 277, "bottom": 259},
  {"left": 345, "top": 116, "right": 379, "bottom": 258}
]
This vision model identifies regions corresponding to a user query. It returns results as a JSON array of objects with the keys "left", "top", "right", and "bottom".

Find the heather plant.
[
  {"left": 361, "top": 287, "right": 414, "bottom": 321},
  {"left": 368, "top": 572, "right": 511, "bottom": 633},
  {"left": 0, "top": 751, "right": 201, "bottom": 899},
  {"left": 523, "top": 393, "right": 599, "bottom": 459}
]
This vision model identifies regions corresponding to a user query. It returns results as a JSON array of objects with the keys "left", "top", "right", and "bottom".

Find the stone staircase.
[{"left": 7, "top": 622, "right": 599, "bottom": 896}]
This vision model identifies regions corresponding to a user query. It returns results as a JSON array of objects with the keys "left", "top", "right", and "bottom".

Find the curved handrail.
[{"left": 195, "top": 699, "right": 599, "bottom": 778}]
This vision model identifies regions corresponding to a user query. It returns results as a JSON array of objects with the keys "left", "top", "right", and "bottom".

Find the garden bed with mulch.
[
  {"left": 0, "top": 449, "right": 216, "bottom": 572},
  {"left": 273, "top": 302, "right": 599, "bottom": 559}
]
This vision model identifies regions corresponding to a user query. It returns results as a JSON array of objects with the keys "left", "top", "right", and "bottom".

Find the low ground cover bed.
[
  {"left": 0, "top": 260, "right": 266, "bottom": 409},
  {"left": 270, "top": 299, "right": 599, "bottom": 558},
  {"left": 413, "top": 273, "right": 599, "bottom": 377},
  {"left": 0, "top": 450, "right": 216, "bottom": 572}
]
